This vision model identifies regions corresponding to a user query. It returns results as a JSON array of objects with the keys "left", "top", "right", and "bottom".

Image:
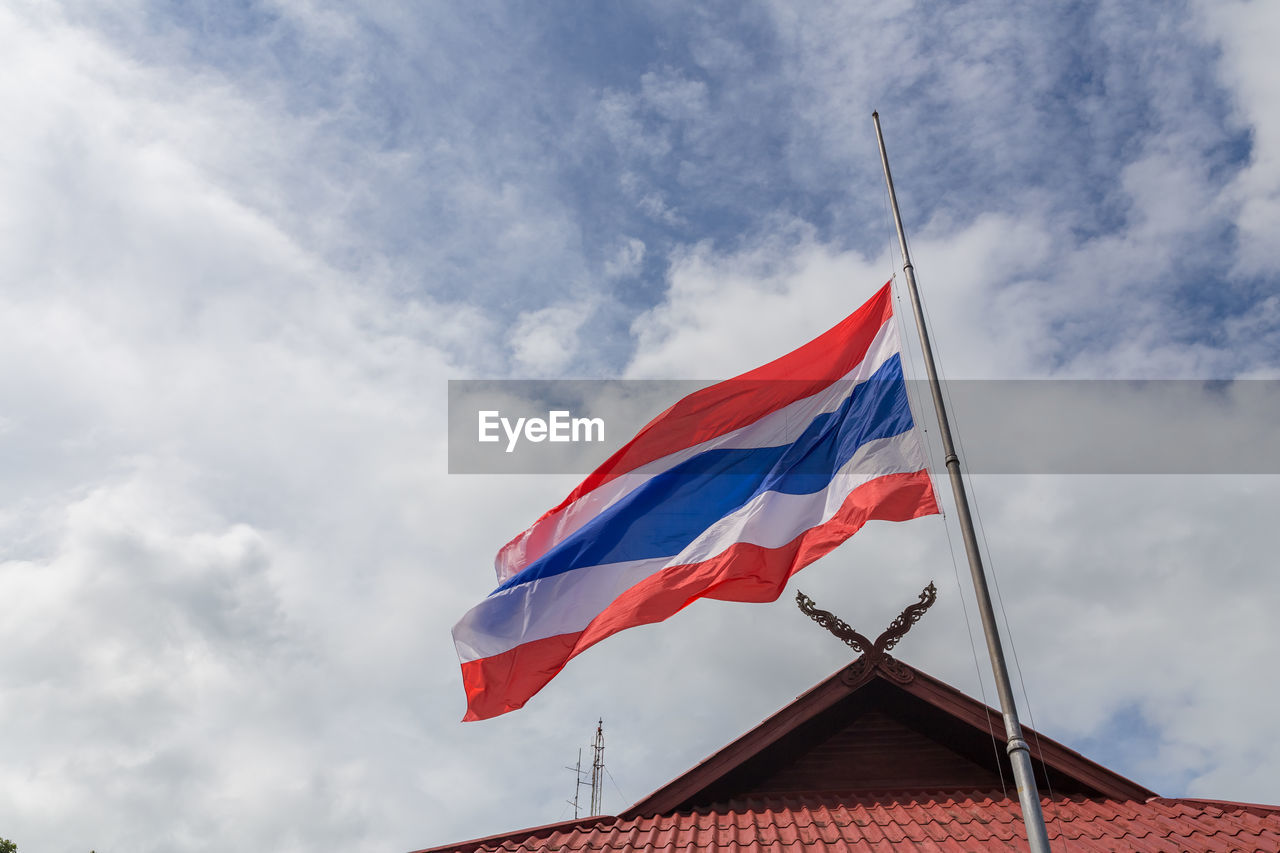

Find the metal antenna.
[
  {"left": 566, "top": 721, "right": 608, "bottom": 818},
  {"left": 589, "top": 719, "right": 605, "bottom": 816},
  {"left": 565, "top": 748, "right": 585, "bottom": 819}
]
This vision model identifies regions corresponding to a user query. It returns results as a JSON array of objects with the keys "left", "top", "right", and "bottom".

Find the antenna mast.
[
  {"left": 589, "top": 719, "right": 605, "bottom": 816},
  {"left": 565, "top": 749, "right": 585, "bottom": 819},
  {"left": 566, "top": 720, "right": 608, "bottom": 818}
]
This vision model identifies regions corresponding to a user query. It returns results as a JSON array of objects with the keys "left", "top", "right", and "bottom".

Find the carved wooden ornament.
[{"left": 796, "top": 582, "right": 937, "bottom": 688}]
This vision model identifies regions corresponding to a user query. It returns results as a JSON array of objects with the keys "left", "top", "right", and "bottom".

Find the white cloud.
[
  {"left": 598, "top": 90, "right": 672, "bottom": 161},
  {"left": 626, "top": 214, "right": 1058, "bottom": 380},
  {"left": 0, "top": 6, "right": 477, "bottom": 850},
  {"left": 635, "top": 190, "right": 684, "bottom": 225},
  {"left": 639, "top": 68, "right": 709, "bottom": 122},
  {"left": 1199, "top": 0, "right": 1280, "bottom": 276},
  {"left": 509, "top": 302, "right": 594, "bottom": 376},
  {"left": 603, "top": 237, "right": 646, "bottom": 280}
]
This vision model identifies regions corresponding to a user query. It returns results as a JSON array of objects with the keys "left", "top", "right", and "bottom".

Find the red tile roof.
[
  {"left": 419, "top": 791, "right": 1280, "bottom": 853},
  {"left": 420, "top": 661, "right": 1277, "bottom": 852}
]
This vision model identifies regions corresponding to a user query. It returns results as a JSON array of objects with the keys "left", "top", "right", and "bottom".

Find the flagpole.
[{"left": 872, "top": 111, "right": 1054, "bottom": 853}]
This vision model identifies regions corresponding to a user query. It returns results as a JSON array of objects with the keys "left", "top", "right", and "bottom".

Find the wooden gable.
[{"left": 625, "top": 662, "right": 1155, "bottom": 817}]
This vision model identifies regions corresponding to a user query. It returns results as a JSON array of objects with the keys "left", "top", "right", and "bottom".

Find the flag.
[{"left": 452, "top": 282, "right": 939, "bottom": 720}]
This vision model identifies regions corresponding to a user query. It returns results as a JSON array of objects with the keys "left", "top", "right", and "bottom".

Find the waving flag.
[{"left": 452, "top": 282, "right": 939, "bottom": 720}]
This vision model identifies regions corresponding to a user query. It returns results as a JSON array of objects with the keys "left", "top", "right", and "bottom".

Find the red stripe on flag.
[{"left": 461, "top": 467, "right": 936, "bottom": 721}]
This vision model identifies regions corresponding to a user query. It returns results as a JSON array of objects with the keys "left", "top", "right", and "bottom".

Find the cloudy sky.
[{"left": 3, "top": 1, "right": 1280, "bottom": 851}]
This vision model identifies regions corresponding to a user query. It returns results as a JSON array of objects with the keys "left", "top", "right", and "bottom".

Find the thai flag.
[{"left": 452, "top": 282, "right": 939, "bottom": 720}]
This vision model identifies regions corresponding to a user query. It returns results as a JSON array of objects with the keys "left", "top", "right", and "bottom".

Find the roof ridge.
[{"left": 1153, "top": 795, "right": 1280, "bottom": 814}]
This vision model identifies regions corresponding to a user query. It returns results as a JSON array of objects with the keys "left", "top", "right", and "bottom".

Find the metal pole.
[{"left": 872, "top": 111, "right": 1054, "bottom": 853}]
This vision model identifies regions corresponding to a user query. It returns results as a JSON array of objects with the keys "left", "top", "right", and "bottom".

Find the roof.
[
  {"left": 417, "top": 660, "right": 1277, "bottom": 853},
  {"left": 418, "top": 792, "right": 1280, "bottom": 853}
]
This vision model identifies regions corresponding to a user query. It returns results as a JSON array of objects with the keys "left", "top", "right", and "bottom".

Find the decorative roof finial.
[{"left": 796, "top": 582, "right": 937, "bottom": 687}]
